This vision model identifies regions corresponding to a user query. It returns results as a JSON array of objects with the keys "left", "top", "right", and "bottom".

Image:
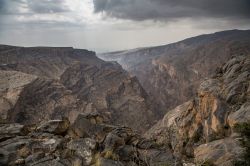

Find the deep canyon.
[{"left": 0, "top": 30, "right": 249, "bottom": 166}]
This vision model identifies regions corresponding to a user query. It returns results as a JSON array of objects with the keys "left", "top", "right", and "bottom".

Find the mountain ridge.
[
  {"left": 0, "top": 46, "right": 158, "bottom": 132},
  {"left": 98, "top": 29, "right": 250, "bottom": 115}
]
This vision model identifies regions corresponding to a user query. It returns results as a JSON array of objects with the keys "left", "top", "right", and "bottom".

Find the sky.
[{"left": 0, "top": 0, "right": 250, "bottom": 53}]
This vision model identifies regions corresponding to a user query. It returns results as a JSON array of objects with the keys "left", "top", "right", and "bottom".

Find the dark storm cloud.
[
  {"left": 27, "top": 0, "right": 69, "bottom": 14},
  {"left": 0, "top": 0, "right": 9, "bottom": 14},
  {"left": 93, "top": 0, "right": 250, "bottom": 21},
  {"left": 0, "top": 0, "right": 4, "bottom": 10},
  {"left": 0, "top": 0, "right": 69, "bottom": 15},
  {"left": 0, "top": 0, "right": 77, "bottom": 32}
]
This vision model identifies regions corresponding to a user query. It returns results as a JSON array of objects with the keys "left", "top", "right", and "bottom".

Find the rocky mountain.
[
  {"left": 1, "top": 30, "right": 250, "bottom": 165},
  {"left": 0, "top": 51, "right": 249, "bottom": 166},
  {"left": 145, "top": 54, "right": 250, "bottom": 165},
  {"left": 0, "top": 45, "right": 157, "bottom": 132},
  {"left": 99, "top": 30, "right": 250, "bottom": 115}
]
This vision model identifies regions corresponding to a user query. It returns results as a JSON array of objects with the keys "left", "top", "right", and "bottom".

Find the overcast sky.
[{"left": 0, "top": 0, "right": 250, "bottom": 53}]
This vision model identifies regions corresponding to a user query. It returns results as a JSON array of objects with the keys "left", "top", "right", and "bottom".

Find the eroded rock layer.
[
  {"left": 99, "top": 30, "right": 250, "bottom": 115},
  {"left": 0, "top": 113, "right": 177, "bottom": 166},
  {"left": 146, "top": 54, "right": 250, "bottom": 165},
  {"left": 0, "top": 45, "right": 157, "bottom": 132}
]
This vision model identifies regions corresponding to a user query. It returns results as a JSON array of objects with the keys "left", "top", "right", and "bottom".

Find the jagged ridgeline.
[
  {"left": 0, "top": 46, "right": 157, "bottom": 133},
  {"left": 0, "top": 30, "right": 249, "bottom": 166},
  {"left": 146, "top": 54, "right": 250, "bottom": 165},
  {"left": 0, "top": 54, "right": 249, "bottom": 166},
  {"left": 99, "top": 30, "right": 250, "bottom": 116}
]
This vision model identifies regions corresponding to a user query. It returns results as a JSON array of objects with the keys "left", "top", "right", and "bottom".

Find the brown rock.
[
  {"left": 194, "top": 137, "right": 245, "bottom": 166},
  {"left": 67, "top": 138, "right": 96, "bottom": 165},
  {"left": 37, "top": 118, "right": 70, "bottom": 135}
]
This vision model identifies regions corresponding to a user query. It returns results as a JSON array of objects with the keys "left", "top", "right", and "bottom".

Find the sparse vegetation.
[
  {"left": 233, "top": 122, "right": 250, "bottom": 166},
  {"left": 101, "top": 149, "right": 119, "bottom": 161},
  {"left": 195, "top": 160, "right": 215, "bottom": 166}
]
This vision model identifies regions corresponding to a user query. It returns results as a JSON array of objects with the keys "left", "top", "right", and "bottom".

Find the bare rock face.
[
  {"left": 1, "top": 31, "right": 250, "bottom": 165},
  {"left": 99, "top": 30, "right": 250, "bottom": 115},
  {"left": 0, "top": 46, "right": 101, "bottom": 79},
  {"left": 37, "top": 118, "right": 70, "bottom": 135},
  {"left": 146, "top": 54, "right": 250, "bottom": 165},
  {"left": 0, "top": 114, "right": 177, "bottom": 166},
  {"left": 0, "top": 45, "right": 157, "bottom": 132},
  {"left": 194, "top": 137, "right": 244, "bottom": 166},
  {"left": 8, "top": 78, "right": 79, "bottom": 124},
  {"left": 60, "top": 62, "right": 156, "bottom": 131},
  {"left": 0, "top": 71, "right": 37, "bottom": 119}
]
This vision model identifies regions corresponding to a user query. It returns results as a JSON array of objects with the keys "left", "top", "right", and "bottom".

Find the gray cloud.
[
  {"left": 93, "top": 0, "right": 250, "bottom": 21},
  {"left": 0, "top": 0, "right": 5, "bottom": 13},
  {"left": 27, "top": 0, "right": 70, "bottom": 14},
  {"left": 0, "top": 0, "right": 77, "bottom": 28},
  {"left": 0, "top": 0, "right": 70, "bottom": 15},
  {"left": 0, "top": 0, "right": 250, "bottom": 53}
]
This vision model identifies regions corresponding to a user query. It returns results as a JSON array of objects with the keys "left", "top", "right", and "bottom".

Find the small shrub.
[
  {"left": 101, "top": 149, "right": 119, "bottom": 161},
  {"left": 195, "top": 159, "right": 215, "bottom": 166},
  {"left": 233, "top": 122, "right": 250, "bottom": 165},
  {"left": 201, "top": 161, "right": 215, "bottom": 166}
]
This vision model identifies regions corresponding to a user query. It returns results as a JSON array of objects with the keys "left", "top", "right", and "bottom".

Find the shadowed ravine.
[{"left": 0, "top": 30, "right": 250, "bottom": 165}]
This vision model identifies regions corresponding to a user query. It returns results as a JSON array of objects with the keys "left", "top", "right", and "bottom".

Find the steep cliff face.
[
  {"left": 1, "top": 55, "right": 248, "bottom": 166},
  {"left": 0, "top": 71, "right": 37, "bottom": 120},
  {"left": 0, "top": 45, "right": 157, "bottom": 132},
  {"left": 8, "top": 78, "right": 79, "bottom": 124},
  {"left": 99, "top": 30, "right": 250, "bottom": 115},
  {"left": 60, "top": 62, "right": 156, "bottom": 131},
  {"left": 0, "top": 46, "right": 105, "bottom": 79},
  {"left": 146, "top": 54, "right": 250, "bottom": 165}
]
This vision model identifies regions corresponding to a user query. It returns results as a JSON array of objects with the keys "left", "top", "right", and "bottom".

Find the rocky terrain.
[
  {"left": 99, "top": 30, "right": 250, "bottom": 115},
  {"left": 0, "top": 113, "right": 177, "bottom": 166},
  {"left": 146, "top": 54, "right": 250, "bottom": 165},
  {"left": 0, "top": 45, "right": 157, "bottom": 132},
  {"left": 0, "top": 30, "right": 250, "bottom": 165},
  {"left": 0, "top": 51, "right": 249, "bottom": 166}
]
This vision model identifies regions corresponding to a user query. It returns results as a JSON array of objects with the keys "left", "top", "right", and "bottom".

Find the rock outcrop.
[
  {"left": 0, "top": 113, "right": 177, "bottom": 166},
  {"left": 99, "top": 30, "right": 250, "bottom": 116},
  {"left": 0, "top": 45, "right": 157, "bottom": 132},
  {"left": 1, "top": 31, "right": 250, "bottom": 165},
  {"left": 146, "top": 54, "right": 250, "bottom": 165},
  {"left": 0, "top": 71, "right": 37, "bottom": 120}
]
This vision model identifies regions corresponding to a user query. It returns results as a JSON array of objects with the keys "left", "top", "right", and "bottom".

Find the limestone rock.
[
  {"left": 37, "top": 118, "right": 70, "bottom": 135},
  {"left": 96, "top": 157, "right": 124, "bottom": 166},
  {"left": 146, "top": 54, "right": 250, "bottom": 164},
  {"left": 194, "top": 137, "right": 245, "bottom": 166},
  {"left": 0, "top": 114, "right": 178, "bottom": 166},
  {"left": 138, "top": 149, "right": 177, "bottom": 166},
  {"left": 0, "top": 70, "right": 37, "bottom": 120},
  {"left": 98, "top": 30, "right": 250, "bottom": 116},
  {"left": 0, "top": 45, "right": 157, "bottom": 133},
  {"left": 228, "top": 103, "right": 250, "bottom": 127},
  {"left": 0, "top": 123, "right": 25, "bottom": 141},
  {"left": 67, "top": 138, "right": 96, "bottom": 165}
]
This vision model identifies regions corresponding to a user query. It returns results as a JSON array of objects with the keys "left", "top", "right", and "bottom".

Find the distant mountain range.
[
  {"left": 0, "top": 30, "right": 249, "bottom": 165},
  {"left": 99, "top": 29, "right": 250, "bottom": 116}
]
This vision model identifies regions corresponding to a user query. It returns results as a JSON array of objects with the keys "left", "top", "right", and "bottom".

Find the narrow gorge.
[{"left": 0, "top": 30, "right": 249, "bottom": 166}]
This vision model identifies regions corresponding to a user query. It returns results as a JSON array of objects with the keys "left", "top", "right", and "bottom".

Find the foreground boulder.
[
  {"left": 67, "top": 138, "right": 96, "bottom": 165},
  {"left": 37, "top": 118, "right": 70, "bottom": 135},
  {"left": 194, "top": 137, "right": 244, "bottom": 166},
  {"left": 0, "top": 123, "right": 25, "bottom": 141},
  {"left": 0, "top": 114, "right": 177, "bottom": 166}
]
